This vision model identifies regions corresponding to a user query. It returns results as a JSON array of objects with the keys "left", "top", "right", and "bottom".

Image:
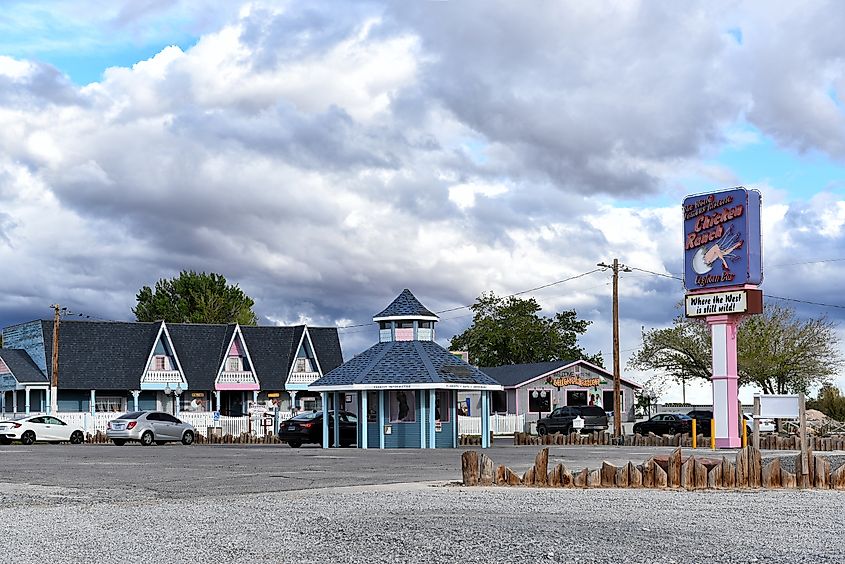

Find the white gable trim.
[
  {"left": 500, "top": 359, "right": 642, "bottom": 390},
  {"left": 303, "top": 326, "right": 324, "bottom": 376},
  {"left": 215, "top": 324, "right": 260, "bottom": 386},
  {"left": 286, "top": 327, "right": 308, "bottom": 381},
  {"left": 140, "top": 321, "right": 188, "bottom": 386}
]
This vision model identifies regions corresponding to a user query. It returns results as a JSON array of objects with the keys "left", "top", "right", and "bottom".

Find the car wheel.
[
  {"left": 288, "top": 440, "right": 302, "bottom": 448},
  {"left": 181, "top": 431, "right": 194, "bottom": 446},
  {"left": 20, "top": 430, "right": 36, "bottom": 445},
  {"left": 0, "top": 437, "right": 11, "bottom": 445},
  {"left": 70, "top": 431, "right": 84, "bottom": 445},
  {"left": 537, "top": 425, "right": 548, "bottom": 436},
  {"left": 112, "top": 439, "right": 126, "bottom": 446},
  {"left": 140, "top": 431, "right": 154, "bottom": 446}
]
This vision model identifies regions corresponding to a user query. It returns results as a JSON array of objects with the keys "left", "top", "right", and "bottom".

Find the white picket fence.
[
  {"left": 457, "top": 414, "right": 525, "bottom": 436},
  {"left": 40, "top": 411, "right": 294, "bottom": 438}
]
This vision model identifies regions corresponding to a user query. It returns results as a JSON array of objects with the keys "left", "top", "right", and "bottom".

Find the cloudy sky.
[{"left": 2, "top": 0, "right": 845, "bottom": 403}]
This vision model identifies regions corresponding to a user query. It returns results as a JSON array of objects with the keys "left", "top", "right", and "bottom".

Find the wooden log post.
[
  {"left": 680, "top": 457, "right": 695, "bottom": 491},
  {"left": 693, "top": 459, "right": 708, "bottom": 490},
  {"left": 534, "top": 448, "right": 549, "bottom": 486},
  {"left": 601, "top": 462, "right": 618, "bottom": 487},
  {"left": 616, "top": 465, "right": 629, "bottom": 488},
  {"left": 830, "top": 464, "right": 845, "bottom": 490},
  {"left": 588, "top": 469, "right": 601, "bottom": 488},
  {"left": 461, "top": 451, "right": 479, "bottom": 486},
  {"left": 654, "top": 462, "right": 668, "bottom": 488},
  {"left": 642, "top": 458, "right": 655, "bottom": 488},
  {"left": 479, "top": 454, "right": 495, "bottom": 486},
  {"left": 735, "top": 447, "right": 749, "bottom": 488},
  {"left": 814, "top": 455, "right": 830, "bottom": 489},
  {"left": 495, "top": 465, "right": 507, "bottom": 485},
  {"left": 748, "top": 447, "right": 762, "bottom": 488},
  {"left": 506, "top": 467, "right": 522, "bottom": 486},
  {"left": 523, "top": 467, "right": 535, "bottom": 486},
  {"left": 560, "top": 465, "right": 574, "bottom": 488},
  {"left": 761, "top": 458, "right": 781, "bottom": 489},
  {"left": 707, "top": 465, "right": 721, "bottom": 489},
  {"left": 668, "top": 448, "right": 682, "bottom": 488},
  {"left": 780, "top": 469, "right": 796, "bottom": 489},
  {"left": 722, "top": 457, "right": 735, "bottom": 489},
  {"left": 628, "top": 462, "right": 642, "bottom": 488},
  {"left": 574, "top": 468, "right": 589, "bottom": 488},
  {"left": 548, "top": 463, "right": 562, "bottom": 487}
]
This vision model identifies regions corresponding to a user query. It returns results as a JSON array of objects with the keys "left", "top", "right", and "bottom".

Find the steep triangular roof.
[{"left": 372, "top": 289, "right": 438, "bottom": 320}]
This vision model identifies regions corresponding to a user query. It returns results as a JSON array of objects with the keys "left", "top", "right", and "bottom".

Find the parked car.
[
  {"left": 633, "top": 413, "right": 693, "bottom": 436},
  {"left": 686, "top": 409, "right": 714, "bottom": 436},
  {"left": 743, "top": 413, "right": 776, "bottom": 434},
  {"left": 536, "top": 405, "right": 608, "bottom": 435},
  {"left": 278, "top": 410, "right": 358, "bottom": 448},
  {"left": 106, "top": 411, "right": 195, "bottom": 446},
  {"left": 0, "top": 415, "right": 85, "bottom": 445}
]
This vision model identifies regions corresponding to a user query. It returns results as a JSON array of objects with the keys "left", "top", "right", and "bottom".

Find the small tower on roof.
[{"left": 373, "top": 289, "right": 439, "bottom": 343}]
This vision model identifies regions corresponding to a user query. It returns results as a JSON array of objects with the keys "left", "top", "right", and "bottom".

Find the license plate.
[
  {"left": 113, "top": 424, "right": 124, "bottom": 430},
  {"left": 288, "top": 425, "right": 296, "bottom": 431}
]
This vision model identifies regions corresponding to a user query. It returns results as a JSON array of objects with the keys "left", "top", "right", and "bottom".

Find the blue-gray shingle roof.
[
  {"left": 311, "top": 340, "right": 501, "bottom": 389},
  {"left": 0, "top": 349, "right": 47, "bottom": 383},
  {"left": 373, "top": 289, "right": 437, "bottom": 319}
]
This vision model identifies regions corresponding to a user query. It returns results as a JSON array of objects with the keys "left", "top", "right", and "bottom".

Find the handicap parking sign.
[{"left": 212, "top": 411, "right": 221, "bottom": 421}]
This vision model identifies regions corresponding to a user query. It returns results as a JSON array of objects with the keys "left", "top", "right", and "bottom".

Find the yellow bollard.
[
  {"left": 742, "top": 420, "right": 748, "bottom": 448},
  {"left": 692, "top": 419, "right": 697, "bottom": 449},
  {"left": 710, "top": 419, "right": 715, "bottom": 450}
]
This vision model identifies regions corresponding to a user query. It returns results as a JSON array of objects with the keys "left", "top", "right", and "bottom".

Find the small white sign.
[
  {"left": 685, "top": 290, "right": 748, "bottom": 317},
  {"left": 572, "top": 415, "right": 585, "bottom": 430},
  {"left": 384, "top": 425, "right": 392, "bottom": 435},
  {"left": 758, "top": 394, "right": 800, "bottom": 419}
]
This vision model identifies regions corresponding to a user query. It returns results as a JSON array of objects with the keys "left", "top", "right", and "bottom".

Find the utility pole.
[
  {"left": 597, "top": 259, "right": 630, "bottom": 440},
  {"left": 50, "top": 304, "right": 62, "bottom": 414}
]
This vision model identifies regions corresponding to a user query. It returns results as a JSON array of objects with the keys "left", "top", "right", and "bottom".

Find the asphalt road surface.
[{"left": 1, "top": 444, "right": 843, "bottom": 563}]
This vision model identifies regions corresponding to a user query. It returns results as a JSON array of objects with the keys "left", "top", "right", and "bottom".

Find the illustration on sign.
[{"left": 683, "top": 187, "right": 762, "bottom": 290}]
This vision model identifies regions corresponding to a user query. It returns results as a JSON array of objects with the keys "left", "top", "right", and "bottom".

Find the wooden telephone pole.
[
  {"left": 598, "top": 259, "right": 630, "bottom": 439},
  {"left": 50, "top": 304, "right": 62, "bottom": 414}
]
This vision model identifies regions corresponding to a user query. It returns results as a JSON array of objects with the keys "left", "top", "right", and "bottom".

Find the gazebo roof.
[
  {"left": 372, "top": 289, "right": 438, "bottom": 321},
  {"left": 310, "top": 340, "right": 501, "bottom": 391}
]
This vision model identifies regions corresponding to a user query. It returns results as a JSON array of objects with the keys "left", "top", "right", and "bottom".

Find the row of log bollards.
[{"left": 461, "top": 447, "right": 845, "bottom": 490}]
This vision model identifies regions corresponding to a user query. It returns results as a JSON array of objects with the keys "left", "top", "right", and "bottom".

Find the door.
[
  {"left": 147, "top": 413, "right": 172, "bottom": 440},
  {"left": 27, "top": 416, "right": 51, "bottom": 441},
  {"left": 157, "top": 413, "right": 181, "bottom": 440},
  {"left": 44, "top": 416, "right": 72, "bottom": 441},
  {"left": 549, "top": 407, "right": 573, "bottom": 432}
]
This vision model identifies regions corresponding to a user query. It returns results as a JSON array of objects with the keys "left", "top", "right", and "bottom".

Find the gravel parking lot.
[{"left": 1, "top": 444, "right": 843, "bottom": 563}]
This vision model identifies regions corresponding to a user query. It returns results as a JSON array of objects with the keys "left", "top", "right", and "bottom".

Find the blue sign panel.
[{"left": 683, "top": 187, "right": 762, "bottom": 291}]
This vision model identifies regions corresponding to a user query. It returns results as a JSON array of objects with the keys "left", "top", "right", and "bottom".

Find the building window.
[
  {"left": 528, "top": 389, "right": 551, "bottom": 413},
  {"left": 226, "top": 356, "right": 242, "bottom": 372},
  {"left": 153, "top": 356, "right": 167, "bottom": 371},
  {"left": 379, "top": 321, "right": 391, "bottom": 330},
  {"left": 302, "top": 397, "right": 318, "bottom": 412},
  {"left": 389, "top": 391, "right": 416, "bottom": 423},
  {"left": 367, "top": 391, "right": 378, "bottom": 422},
  {"left": 419, "top": 321, "right": 432, "bottom": 329},
  {"left": 397, "top": 321, "right": 414, "bottom": 329},
  {"left": 95, "top": 396, "right": 125, "bottom": 413},
  {"left": 566, "top": 390, "right": 588, "bottom": 406},
  {"left": 183, "top": 393, "right": 208, "bottom": 412},
  {"left": 603, "top": 390, "right": 622, "bottom": 414},
  {"left": 435, "top": 390, "right": 449, "bottom": 422},
  {"left": 294, "top": 358, "right": 313, "bottom": 373}
]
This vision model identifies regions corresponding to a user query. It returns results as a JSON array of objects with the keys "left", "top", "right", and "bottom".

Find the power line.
[
  {"left": 336, "top": 268, "right": 604, "bottom": 329},
  {"left": 764, "top": 295, "right": 845, "bottom": 310}
]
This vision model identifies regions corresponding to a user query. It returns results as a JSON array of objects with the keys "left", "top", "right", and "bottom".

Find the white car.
[
  {"left": 743, "top": 413, "right": 776, "bottom": 434},
  {"left": 0, "top": 415, "right": 85, "bottom": 445}
]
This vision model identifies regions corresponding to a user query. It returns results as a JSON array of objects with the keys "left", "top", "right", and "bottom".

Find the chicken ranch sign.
[{"left": 683, "top": 187, "right": 762, "bottom": 290}]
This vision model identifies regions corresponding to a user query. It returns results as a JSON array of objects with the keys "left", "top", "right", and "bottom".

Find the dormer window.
[
  {"left": 154, "top": 356, "right": 167, "bottom": 371},
  {"left": 295, "top": 358, "right": 313, "bottom": 373},
  {"left": 226, "top": 357, "right": 242, "bottom": 372}
]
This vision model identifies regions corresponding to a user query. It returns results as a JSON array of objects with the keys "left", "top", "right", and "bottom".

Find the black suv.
[{"left": 536, "top": 405, "right": 609, "bottom": 435}]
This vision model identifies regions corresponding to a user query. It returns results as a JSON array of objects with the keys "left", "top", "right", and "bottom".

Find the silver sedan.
[{"left": 106, "top": 411, "right": 195, "bottom": 446}]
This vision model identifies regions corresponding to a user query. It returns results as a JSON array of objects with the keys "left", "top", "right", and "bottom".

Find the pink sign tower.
[{"left": 683, "top": 188, "right": 762, "bottom": 448}]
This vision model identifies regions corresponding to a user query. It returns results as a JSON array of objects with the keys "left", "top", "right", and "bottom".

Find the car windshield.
[
  {"left": 677, "top": 414, "right": 692, "bottom": 420},
  {"left": 117, "top": 412, "right": 143, "bottom": 420},
  {"left": 291, "top": 411, "right": 321, "bottom": 421}
]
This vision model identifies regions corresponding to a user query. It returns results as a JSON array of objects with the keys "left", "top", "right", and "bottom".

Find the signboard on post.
[
  {"left": 685, "top": 289, "right": 763, "bottom": 317},
  {"left": 683, "top": 187, "right": 762, "bottom": 291}
]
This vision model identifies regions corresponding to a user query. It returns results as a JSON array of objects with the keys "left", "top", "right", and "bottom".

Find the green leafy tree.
[
  {"left": 449, "top": 292, "right": 602, "bottom": 367},
  {"left": 133, "top": 271, "right": 258, "bottom": 325},
  {"left": 629, "top": 304, "right": 842, "bottom": 395},
  {"left": 808, "top": 385, "right": 845, "bottom": 422}
]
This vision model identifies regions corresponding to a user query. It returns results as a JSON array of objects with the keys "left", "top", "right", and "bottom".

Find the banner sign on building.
[
  {"left": 685, "top": 289, "right": 763, "bottom": 317},
  {"left": 683, "top": 187, "right": 762, "bottom": 291}
]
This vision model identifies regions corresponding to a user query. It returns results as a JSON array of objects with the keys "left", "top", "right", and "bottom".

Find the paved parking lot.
[{"left": 1, "top": 443, "right": 843, "bottom": 563}]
